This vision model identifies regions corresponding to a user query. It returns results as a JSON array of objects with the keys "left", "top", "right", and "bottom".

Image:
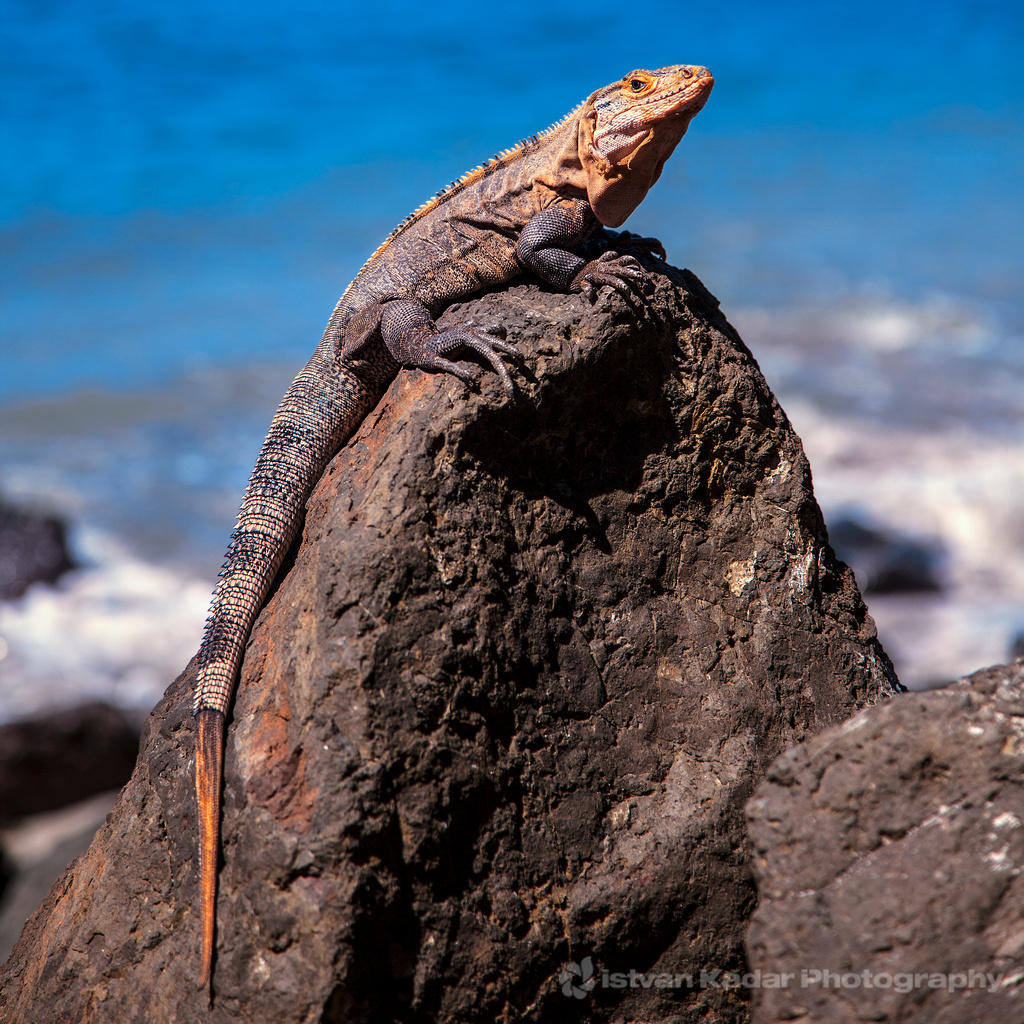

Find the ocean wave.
[
  {"left": 731, "top": 295, "right": 1024, "bottom": 432},
  {"left": 0, "top": 527, "right": 210, "bottom": 724},
  {"left": 782, "top": 398, "right": 1024, "bottom": 688}
]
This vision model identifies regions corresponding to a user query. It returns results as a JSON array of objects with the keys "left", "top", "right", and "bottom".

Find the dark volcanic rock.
[
  {"left": 0, "top": 264, "right": 899, "bottom": 1023},
  {"left": 0, "top": 702, "right": 140, "bottom": 823},
  {"left": 745, "top": 658, "right": 1024, "bottom": 1023},
  {"left": 828, "top": 516, "right": 943, "bottom": 595},
  {"left": 0, "top": 499, "right": 74, "bottom": 601}
]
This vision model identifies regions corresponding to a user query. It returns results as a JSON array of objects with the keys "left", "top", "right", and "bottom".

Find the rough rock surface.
[
  {"left": 0, "top": 702, "right": 140, "bottom": 823},
  {"left": 0, "top": 498, "right": 74, "bottom": 601},
  {"left": 746, "top": 659, "right": 1024, "bottom": 1023},
  {"left": 0, "top": 262, "right": 898, "bottom": 1023}
]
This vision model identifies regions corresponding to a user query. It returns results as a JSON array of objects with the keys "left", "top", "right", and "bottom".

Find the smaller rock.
[
  {"left": 0, "top": 499, "right": 75, "bottom": 602},
  {"left": 746, "top": 658, "right": 1024, "bottom": 1023},
  {"left": 0, "top": 703, "right": 139, "bottom": 824},
  {"left": 828, "top": 515, "right": 942, "bottom": 594}
]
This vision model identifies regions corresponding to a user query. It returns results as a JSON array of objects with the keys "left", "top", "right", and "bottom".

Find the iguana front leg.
[{"left": 515, "top": 198, "right": 646, "bottom": 301}]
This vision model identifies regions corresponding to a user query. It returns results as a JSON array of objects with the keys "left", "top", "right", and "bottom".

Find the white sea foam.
[
  {"left": 0, "top": 527, "right": 210, "bottom": 724},
  {"left": 782, "top": 400, "right": 1024, "bottom": 688},
  {"left": 0, "top": 296, "right": 1020, "bottom": 717},
  {"left": 729, "top": 296, "right": 1024, "bottom": 688},
  {"left": 732, "top": 295, "right": 1023, "bottom": 432}
]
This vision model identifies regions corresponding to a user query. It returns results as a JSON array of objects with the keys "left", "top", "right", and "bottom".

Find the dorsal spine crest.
[{"left": 353, "top": 104, "right": 584, "bottom": 275}]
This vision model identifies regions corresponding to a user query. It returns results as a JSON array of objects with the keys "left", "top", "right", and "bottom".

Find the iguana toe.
[
  {"left": 437, "top": 326, "right": 519, "bottom": 397},
  {"left": 571, "top": 251, "right": 645, "bottom": 301}
]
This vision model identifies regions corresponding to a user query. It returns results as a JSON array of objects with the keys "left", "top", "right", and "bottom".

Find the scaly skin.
[{"left": 193, "top": 63, "right": 713, "bottom": 997}]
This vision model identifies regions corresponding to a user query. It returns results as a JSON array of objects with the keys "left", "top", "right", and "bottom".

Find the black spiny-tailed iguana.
[{"left": 193, "top": 63, "right": 713, "bottom": 993}]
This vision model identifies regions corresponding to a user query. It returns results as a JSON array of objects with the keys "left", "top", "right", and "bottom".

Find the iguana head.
[{"left": 580, "top": 65, "right": 713, "bottom": 228}]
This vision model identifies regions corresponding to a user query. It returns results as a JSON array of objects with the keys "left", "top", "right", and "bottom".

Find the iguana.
[{"left": 193, "top": 62, "right": 713, "bottom": 993}]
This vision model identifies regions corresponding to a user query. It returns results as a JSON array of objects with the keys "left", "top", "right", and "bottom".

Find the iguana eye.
[{"left": 629, "top": 78, "right": 647, "bottom": 93}]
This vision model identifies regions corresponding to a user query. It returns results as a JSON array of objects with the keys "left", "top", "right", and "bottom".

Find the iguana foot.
[
  {"left": 423, "top": 324, "right": 521, "bottom": 397},
  {"left": 380, "top": 300, "right": 521, "bottom": 397},
  {"left": 570, "top": 251, "right": 645, "bottom": 302}
]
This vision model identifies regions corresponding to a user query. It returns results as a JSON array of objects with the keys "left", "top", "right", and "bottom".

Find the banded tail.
[{"left": 192, "top": 332, "right": 392, "bottom": 993}]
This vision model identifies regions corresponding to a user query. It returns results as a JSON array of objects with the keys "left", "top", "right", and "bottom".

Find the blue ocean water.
[
  {"left": 1, "top": 0, "right": 1023, "bottom": 710},
  {"left": 3, "top": 0, "right": 1022, "bottom": 398}
]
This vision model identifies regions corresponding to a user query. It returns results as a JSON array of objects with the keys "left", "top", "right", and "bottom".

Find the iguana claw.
[
  {"left": 379, "top": 302, "right": 522, "bottom": 397},
  {"left": 429, "top": 324, "right": 521, "bottom": 397},
  {"left": 571, "top": 251, "right": 645, "bottom": 302}
]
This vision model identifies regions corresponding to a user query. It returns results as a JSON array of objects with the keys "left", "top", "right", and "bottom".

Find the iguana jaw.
[{"left": 580, "top": 64, "right": 714, "bottom": 228}]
